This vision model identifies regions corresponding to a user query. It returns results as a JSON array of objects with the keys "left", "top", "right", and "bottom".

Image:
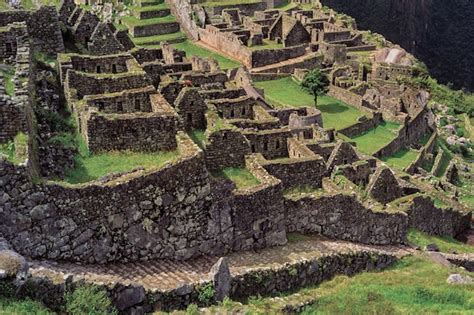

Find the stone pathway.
[{"left": 30, "top": 236, "right": 412, "bottom": 291}]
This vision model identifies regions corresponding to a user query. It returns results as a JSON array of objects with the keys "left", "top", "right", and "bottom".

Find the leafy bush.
[
  {"left": 197, "top": 283, "right": 215, "bottom": 305},
  {"left": 65, "top": 285, "right": 117, "bottom": 315}
]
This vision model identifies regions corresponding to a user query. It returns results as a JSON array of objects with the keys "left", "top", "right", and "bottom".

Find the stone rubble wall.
[
  {"left": 130, "top": 21, "right": 180, "bottom": 38},
  {"left": 0, "top": 7, "right": 64, "bottom": 55},
  {"left": 284, "top": 193, "right": 409, "bottom": 245},
  {"left": 338, "top": 112, "right": 383, "bottom": 138},
  {"left": 85, "top": 112, "right": 179, "bottom": 153},
  {"left": 407, "top": 196, "right": 471, "bottom": 237},
  {"left": 204, "top": 129, "right": 251, "bottom": 171}
]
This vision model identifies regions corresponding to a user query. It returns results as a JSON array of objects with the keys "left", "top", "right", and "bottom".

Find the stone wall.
[
  {"left": 407, "top": 196, "right": 471, "bottom": 237},
  {"left": 0, "top": 7, "right": 64, "bottom": 55},
  {"left": 130, "top": 21, "right": 180, "bottom": 38},
  {"left": 284, "top": 193, "right": 408, "bottom": 244},
  {"left": 205, "top": 129, "right": 251, "bottom": 171},
  {"left": 251, "top": 44, "right": 307, "bottom": 68},
  {"left": 338, "top": 112, "right": 383, "bottom": 138},
  {"left": 0, "top": 94, "right": 27, "bottom": 144},
  {"left": 202, "top": 1, "right": 267, "bottom": 16},
  {"left": 0, "top": 135, "right": 214, "bottom": 263},
  {"left": 84, "top": 86, "right": 156, "bottom": 113},
  {"left": 85, "top": 111, "right": 178, "bottom": 153}
]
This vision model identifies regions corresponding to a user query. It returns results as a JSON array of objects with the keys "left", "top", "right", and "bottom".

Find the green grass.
[
  {"left": 249, "top": 39, "right": 283, "bottom": 51},
  {"left": 0, "top": 65, "right": 15, "bottom": 96},
  {"left": 188, "top": 129, "right": 206, "bottom": 149},
  {"left": 200, "top": 0, "right": 262, "bottom": 7},
  {"left": 172, "top": 40, "right": 241, "bottom": 70},
  {"left": 132, "top": 31, "right": 186, "bottom": 45},
  {"left": 300, "top": 255, "right": 474, "bottom": 315},
  {"left": 212, "top": 167, "right": 261, "bottom": 190},
  {"left": 121, "top": 15, "right": 176, "bottom": 27},
  {"left": 0, "top": 132, "right": 28, "bottom": 165},
  {"left": 349, "top": 121, "right": 400, "bottom": 155},
  {"left": 381, "top": 148, "right": 419, "bottom": 170},
  {"left": 63, "top": 136, "right": 180, "bottom": 184},
  {"left": 129, "top": 3, "right": 168, "bottom": 12},
  {"left": 0, "top": 298, "right": 52, "bottom": 315},
  {"left": 407, "top": 229, "right": 474, "bottom": 254},
  {"left": 254, "top": 77, "right": 365, "bottom": 130}
]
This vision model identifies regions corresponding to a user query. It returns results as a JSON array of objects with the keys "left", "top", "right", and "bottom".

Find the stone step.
[{"left": 133, "top": 7, "right": 171, "bottom": 20}]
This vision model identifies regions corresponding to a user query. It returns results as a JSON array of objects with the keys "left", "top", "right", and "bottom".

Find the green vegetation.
[
  {"left": 0, "top": 65, "right": 15, "bottom": 96},
  {"left": 121, "top": 15, "right": 176, "bottom": 27},
  {"left": 350, "top": 121, "right": 401, "bottom": 155},
  {"left": 65, "top": 284, "right": 117, "bottom": 315},
  {"left": 0, "top": 297, "right": 52, "bottom": 315},
  {"left": 301, "top": 256, "right": 474, "bottom": 314},
  {"left": 249, "top": 39, "right": 283, "bottom": 51},
  {"left": 197, "top": 283, "right": 215, "bottom": 305},
  {"left": 200, "top": 0, "right": 262, "bottom": 7},
  {"left": 62, "top": 134, "right": 180, "bottom": 184},
  {"left": 287, "top": 232, "right": 313, "bottom": 243},
  {"left": 132, "top": 31, "right": 187, "bottom": 46},
  {"left": 382, "top": 148, "right": 419, "bottom": 171},
  {"left": 0, "top": 132, "right": 28, "bottom": 165},
  {"left": 402, "top": 74, "right": 474, "bottom": 117},
  {"left": 128, "top": 3, "right": 168, "bottom": 12},
  {"left": 407, "top": 229, "right": 474, "bottom": 254},
  {"left": 254, "top": 77, "right": 365, "bottom": 130},
  {"left": 173, "top": 40, "right": 241, "bottom": 70},
  {"left": 188, "top": 129, "right": 206, "bottom": 149},
  {"left": 301, "top": 69, "right": 330, "bottom": 106},
  {"left": 212, "top": 167, "right": 261, "bottom": 190}
]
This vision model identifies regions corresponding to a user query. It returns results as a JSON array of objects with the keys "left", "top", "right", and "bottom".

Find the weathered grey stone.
[
  {"left": 116, "top": 285, "right": 146, "bottom": 311},
  {"left": 424, "top": 243, "right": 439, "bottom": 252},
  {"left": 209, "top": 257, "right": 231, "bottom": 302},
  {"left": 447, "top": 274, "right": 473, "bottom": 284}
]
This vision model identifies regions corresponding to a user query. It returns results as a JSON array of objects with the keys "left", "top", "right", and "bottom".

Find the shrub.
[
  {"left": 65, "top": 285, "right": 117, "bottom": 315},
  {"left": 197, "top": 283, "right": 215, "bottom": 305}
]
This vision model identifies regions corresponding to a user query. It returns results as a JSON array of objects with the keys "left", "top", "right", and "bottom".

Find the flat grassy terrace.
[
  {"left": 254, "top": 77, "right": 366, "bottom": 130},
  {"left": 407, "top": 229, "right": 474, "bottom": 254},
  {"left": 200, "top": 0, "right": 262, "bottom": 7},
  {"left": 381, "top": 148, "right": 419, "bottom": 170},
  {"left": 121, "top": 15, "right": 176, "bottom": 27},
  {"left": 132, "top": 31, "right": 186, "bottom": 46},
  {"left": 212, "top": 167, "right": 261, "bottom": 190},
  {"left": 350, "top": 121, "right": 401, "bottom": 155},
  {"left": 63, "top": 137, "right": 180, "bottom": 184},
  {"left": 173, "top": 41, "right": 241, "bottom": 70}
]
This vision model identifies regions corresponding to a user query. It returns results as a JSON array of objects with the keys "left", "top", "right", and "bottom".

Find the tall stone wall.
[
  {"left": 0, "top": 135, "right": 214, "bottom": 263},
  {"left": 205, "top": 129, "right": 251, "bottom": 171}
]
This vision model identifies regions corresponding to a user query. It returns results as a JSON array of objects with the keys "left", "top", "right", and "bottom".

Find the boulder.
[
  {"left": 115, "top": 285, "right": 146, "bottom": 311},
  {"left": 209, "top": 257, "right": 231, "bottom": 302},
  {"left": 424, "top": 243, "right": 439, "bottom": 252}
]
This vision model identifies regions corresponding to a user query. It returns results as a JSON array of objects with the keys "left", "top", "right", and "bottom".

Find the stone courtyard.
[{"left": 0, "top": 0, "right": 473, "bottom": 313}]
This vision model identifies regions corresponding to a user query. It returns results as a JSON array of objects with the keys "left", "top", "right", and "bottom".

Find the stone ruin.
[{"left": 0, "top": 0, "right": 472, "bottom": 313}]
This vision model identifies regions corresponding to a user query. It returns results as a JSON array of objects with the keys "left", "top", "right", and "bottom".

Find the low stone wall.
[
  {"left": 0, "top": 95, "right": 27, "bottom": 143},
  {"left": 284, "top": 194, "right": 408, "bottom": 245},
  {"left": 250, "top": 45, "right": 307, "bottom": 68},
  {"left": 407, "top": 196, "right": 471, "bottom": 237},
  {"left": 328, "top": 85, "right": 364, "bottom": 111},
  {"left": 338, "top": 112, "right": 383, "bottom": 138},
  {"left": 373, "top": 108, "right": 433, "bottom": 159},
  {"left": 202, "top": 1, "right": 267, "bottom": 16},
  {"left": 130, "top": 21, "right": 180, "bottom": 37},
  {"left": 66, "top": 70, "right": 151, "bottom": 98},
  {"left": 405, "top": 131, "right": 437, "bottom": 173},
  {"left": 85, "top": 112, "right": 178, "bottom": 153}
]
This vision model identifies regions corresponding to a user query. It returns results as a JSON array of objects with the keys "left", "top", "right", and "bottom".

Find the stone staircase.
[
  {"left": 120, "top": 0, "right": 186, "bottom": 49},
  {"left": 29, "top": 236, "right": 411, "bottom": 312}
]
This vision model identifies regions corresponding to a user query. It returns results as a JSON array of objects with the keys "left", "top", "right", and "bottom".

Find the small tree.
[{"left": 301, "top": 69, "right": 329, "bottom": 107}]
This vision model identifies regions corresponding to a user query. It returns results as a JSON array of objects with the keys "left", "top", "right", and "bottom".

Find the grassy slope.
[
  {"left": 254, "top": 77, "right": 365, "bottom": 130},
  {"left": 173, "top": 40, "right": 241, "bottom": 70},
  {"left": 350, "top": 121, "right": 401, "bottom": 155},
  {"left": 407, "top": 229, "right": 474, "bottom": 254},
  {"left": 0, "top": 298, "right": 52, "bottom": 315},
  {"left": 188, "top": 129, "right": 206, "bottom": 149},
  {"left": 212, "top": 167, "right": 261, "bottom": 190},
  {"left": 300, "top": 256, "right": 474, "bottom": 315},
  {"left": 0, "top": 66, "right": 15, "bottom": 96},
  {"left": 200, "top": 0, "right": 262, "bottom": 7}
]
